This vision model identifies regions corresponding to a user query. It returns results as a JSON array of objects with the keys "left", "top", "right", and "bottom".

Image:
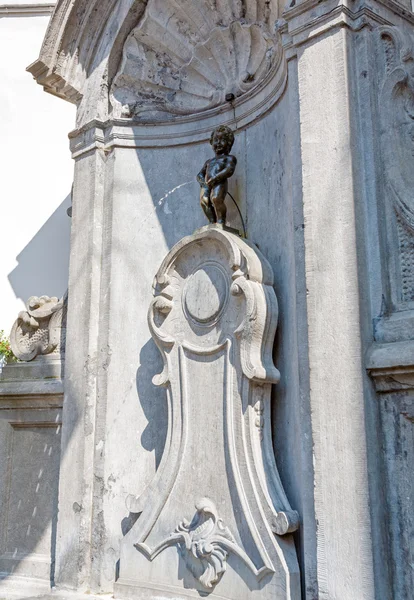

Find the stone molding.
[
  {"left": 374, "top": 309, "right": 414, "bottom": 342},
  {"left": 0, "top": 3, "right": 54, "bottom": 16},
  {"left": 10, "top": 295, "right": 66, "bottom": 362},
  {"left": 281, "top": 0, "right": 414, "bottom": 58},
  {"left": 68, "top": 53, "right": 286, "bottom": 153},
  {"left": 115, "top": 225, "right": 300, "bottom": 599},
  {"left": 0, "top": 370, "right": 63, "bottom": 397},
  {"left": 367, "top": 340, "right": 414, "bottom": 391}
]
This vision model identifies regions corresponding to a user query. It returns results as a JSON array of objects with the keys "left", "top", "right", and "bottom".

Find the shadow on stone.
[
  {"left": 121, "top": 512, "right": 141, "bottom": 537},
  {"left": 136, "top": 339, "right": 168, "bottom": 470}
]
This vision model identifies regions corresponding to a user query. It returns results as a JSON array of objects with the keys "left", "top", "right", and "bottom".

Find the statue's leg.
[
  {"left": 211, "top": 186, "right": 227, "bottom": 225},
  {"left": 200, "top": 189, "right": 216, "bottom": 223}
]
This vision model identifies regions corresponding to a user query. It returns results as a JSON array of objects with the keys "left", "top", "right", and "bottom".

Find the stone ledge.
[
  {"left": 0, "top": 583, "right": 111, "bottom": 600},
  {"left": 2, "top": 595, "right": 111, "bottom": 600},
  {"left": 0, "top": 575, "right": 110, "bottom": 600},
  {"left": 281, "top": 0, "right": 414, "bottom": 59},
  {"left": 367, "top": 340, "right": 414, "bottom": 391},
  {"left": 0, "top": 357, "right": 64, "bottom": 397},
  {"left": 0, "top": 4, "right": 55, "bottom": 16},
  {"left": 22, "top": 596, "right": 112, "bottom": 600}
]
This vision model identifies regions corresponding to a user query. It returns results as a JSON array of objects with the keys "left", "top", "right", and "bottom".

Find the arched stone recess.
[
  {"left": 374, "top": 26, "right": 414, "bottom": 343},
  {"left": 28, "top": 0, "right": 287, "bottom": 144},
  {"left": 25, "top": 1, "right": 300, "bottom": 596}
]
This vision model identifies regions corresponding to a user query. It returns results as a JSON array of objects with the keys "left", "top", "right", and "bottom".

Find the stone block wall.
[{"left": 0, "top": 359, "right": 63, "bottom": 593}]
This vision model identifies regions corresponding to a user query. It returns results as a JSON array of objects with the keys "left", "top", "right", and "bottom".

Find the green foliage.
[{"left": 0, "top": 330, "right": 15, "bottom": 361}]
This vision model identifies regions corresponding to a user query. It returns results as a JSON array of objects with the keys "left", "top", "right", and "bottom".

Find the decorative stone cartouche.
[{"left": 114, "top": 226, "right": 300, "bottom": 600}]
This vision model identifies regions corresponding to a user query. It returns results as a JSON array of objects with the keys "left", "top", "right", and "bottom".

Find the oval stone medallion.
[{"left": 184, "top": 264, "right": 228, "bottom": 324}]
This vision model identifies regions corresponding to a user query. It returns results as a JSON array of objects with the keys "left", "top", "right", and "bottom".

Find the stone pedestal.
[
  {"left": 114, "top": 226, "right": 300, "bottom": 599},
  {"left": 0, "top": 294, "right": 65, "bottom": 594}
]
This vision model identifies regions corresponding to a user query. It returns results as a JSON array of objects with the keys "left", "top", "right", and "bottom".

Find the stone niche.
[
  {"left": 114, "top": 225, "right": 300, "bottom": 600},
  {"left": 26, "top": 1, "right": 307, "bottom": 596},
  {"left": 109, "top": 0, "right": 282, "bottom": 121},
  {"left": 365, "top": 26, "right": 414, "bottom": 599}
]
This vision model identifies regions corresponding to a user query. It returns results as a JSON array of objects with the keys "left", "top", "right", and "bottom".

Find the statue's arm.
[
  {"left": 208, "top": 156, "right": 237, "bottom": 186},
  {"left": 197, "top": 162, "right": 208, "bottom": 186}
]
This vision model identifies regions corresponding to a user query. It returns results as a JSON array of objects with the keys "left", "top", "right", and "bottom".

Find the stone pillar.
[
  {"left": 281, "top": 2, "right": 414, "bottom": 598},
  {"left": 294, "top": 22, "right": 376, "bottom": 600},
  {"left": 52, "top": 148, "right": 106, "bottom": 589}
]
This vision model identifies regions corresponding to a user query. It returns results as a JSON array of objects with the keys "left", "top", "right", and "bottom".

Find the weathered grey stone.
[
  {"left": 0, "top": 357, "right": 63, "bottom": 593},
  {"left": 0, "top": 587, "right": 110, "bottom": 600},
  {"left": 19, "top": 1, "right": 414, "bottom": 599},
  {"left": 1, "top": 291, "right": 65, "bottom": 593},
  {"left": 367, "top": 340, "right": 414, "bottom": 598}
]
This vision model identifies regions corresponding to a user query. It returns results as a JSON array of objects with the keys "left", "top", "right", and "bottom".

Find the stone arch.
[{"left": 28, "top": 0, "right": 285, "bottom": 133}]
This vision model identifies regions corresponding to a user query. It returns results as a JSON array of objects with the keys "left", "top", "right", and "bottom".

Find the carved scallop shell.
[{"left": 110, "top": 0, "right": 280, "bottom": 119}]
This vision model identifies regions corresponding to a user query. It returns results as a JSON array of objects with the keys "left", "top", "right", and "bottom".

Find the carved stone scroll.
[
  {"left": 115, "top": 226, "right": 300, "bottom": 600},
  {"left": 10, "top": 295, "right": 67, "bottom": 361}
]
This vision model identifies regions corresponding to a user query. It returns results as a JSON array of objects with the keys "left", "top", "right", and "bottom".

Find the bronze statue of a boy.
[{"left": 197, "top": 126, "right": 237, "bottom": 226}]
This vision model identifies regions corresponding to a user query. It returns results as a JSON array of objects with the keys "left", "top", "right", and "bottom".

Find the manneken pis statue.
[{"left": 197, "top": 126, "right": 237, "bottom": 226}]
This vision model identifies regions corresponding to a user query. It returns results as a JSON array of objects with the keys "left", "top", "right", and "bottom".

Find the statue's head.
[{"left": 210, "top": 126, "right": 234, "bottom": 155}]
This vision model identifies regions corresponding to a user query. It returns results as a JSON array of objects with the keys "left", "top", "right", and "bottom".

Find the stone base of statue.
[{"left": 114, "top": 225, "right": 300, "bottom": 600}]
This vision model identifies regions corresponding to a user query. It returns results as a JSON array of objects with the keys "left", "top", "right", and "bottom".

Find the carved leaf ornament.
[
  {"left": 136, "top": 499, "right": 235, "bottom": 590},
  {"left": 10, "top": 295, "right": 66, "bottom": 361},
  {"left": 110, "top": 0, "right": 281, "bottom": 119}
]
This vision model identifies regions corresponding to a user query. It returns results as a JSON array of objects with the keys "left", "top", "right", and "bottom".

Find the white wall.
[{"left": 0, "top": 4, "right": 75, "bottom": 335}]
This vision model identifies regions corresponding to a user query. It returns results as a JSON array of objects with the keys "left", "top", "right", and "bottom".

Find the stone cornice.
[
  {"left": 0, "top": 3, "right": 55, "bottom": 16},
  {"left": 284, "top": 0, "right": 412, "bottom": 21},
  {"left": 68, "top": 56, "right": 287, "bottom": 155},
  {"left": 367, "top": 340, "right": 414, "bottom": 392},
  {"left": 281, "top": 0, "right": 414, "bottom": 56},
  {"left": 0, "top": 358, "right": 64, "bottom": 397}
]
